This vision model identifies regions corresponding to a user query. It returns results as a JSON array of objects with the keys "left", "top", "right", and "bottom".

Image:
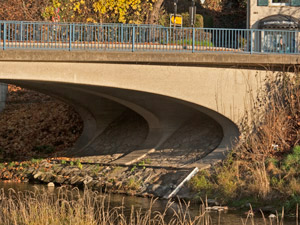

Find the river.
[{"left": 0, "top": 182, "right": 296, "bottom": 225}]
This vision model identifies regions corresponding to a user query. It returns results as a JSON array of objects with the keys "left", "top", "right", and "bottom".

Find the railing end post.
[
  {"left": 192, "top": 27, "right": 195, "bottom": 53},
  {"left": 3, "top": 21, "right": 6, "bottom": 50},
  {"left": 132, "top": 26, "right": 135, "bottom": 52},
  {"left": 69, "top": 23, "right": 72, "bottom": 51},
  {"left": 250, "top": 29, "right": 253, "bottom": 54}
]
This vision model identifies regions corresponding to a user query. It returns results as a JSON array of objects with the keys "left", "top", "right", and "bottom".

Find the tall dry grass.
[
  {"left": 0, "top": 187, "right": 212, "bottom": 225},
  {"left": 233, "top": 69, "right": 300, "bottom": 199},
  {"left": 190, "top": 69, "right": 300, "bottom": 203},
  {"left": 237, "top": 69, "right": 300, "bottom": 160}
]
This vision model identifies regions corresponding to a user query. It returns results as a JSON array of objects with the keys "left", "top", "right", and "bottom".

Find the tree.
[
  {"left": 0, "top": 0, "right": 49, "bottom": 21},
  {"left": 42, "top": 0, "right": 163, "bottom": 24},
  {"left": 147, "top": 0, "right": 164, "bottom": 24}
]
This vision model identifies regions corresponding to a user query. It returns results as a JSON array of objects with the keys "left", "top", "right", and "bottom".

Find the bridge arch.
[{"left": 0, "top": 50, "right": 272, "bottom": 167}]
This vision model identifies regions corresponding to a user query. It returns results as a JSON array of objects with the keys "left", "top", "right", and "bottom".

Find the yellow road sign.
[{"left": 171, "top": 16, "right": 182, "bottom": 26}]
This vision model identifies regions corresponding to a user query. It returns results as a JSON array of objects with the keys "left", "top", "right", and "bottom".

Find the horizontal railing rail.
[{"left": 0, "top": 20, "right": 299, "bottom": 54}]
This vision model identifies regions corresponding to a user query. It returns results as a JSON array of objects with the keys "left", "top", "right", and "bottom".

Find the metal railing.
[{"left": 0, "top": 20, "right": 299, "bottom": 54}]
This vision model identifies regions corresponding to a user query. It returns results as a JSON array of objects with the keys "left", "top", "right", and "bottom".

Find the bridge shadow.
[
  {"left": 0, "top": 80, "right": 237, "bottom": 167},
  {"left": 148, "top": 112, "right": 223, "bottom": 167}
]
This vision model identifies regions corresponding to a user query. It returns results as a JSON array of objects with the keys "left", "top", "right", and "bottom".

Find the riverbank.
[
  {"left": 188, "top": 70, "right": 300, "bottom": 214},
  {"left": 0, "top": 84, "right": 220, "bottom": 201},
  {"left": 0, "top": 158, "right": 199, "bottom": 199},
  {"left": 1, "top": 69, "right": 300, "bottom": 216}
]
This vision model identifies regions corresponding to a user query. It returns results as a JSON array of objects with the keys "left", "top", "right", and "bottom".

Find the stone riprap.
[{"left": 0, "top": 159, "right": 196, "bottom": 198}]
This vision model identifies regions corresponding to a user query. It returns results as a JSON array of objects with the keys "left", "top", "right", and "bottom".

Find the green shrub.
[
  {"left": 283, "top": 146, "right": 300, "bottom": 171},
  {"left": 31, "top": 158, "right": 43, "bottom": 164},
  {"left": 75, "top": 160, "right": 83, "bottom": 170},
  {"left": 126, "top": 177, "right": 141, "bottom": 190},
  {"left": 284, "top": 194, "right": 300, "bottom": 212},
  {"left": 181, "top": 12, "right": 204, "bottom": 28},
  {"left": 215, "top": 167, "right": 238, "bottom": 199},
  {"left": 189, "top": 171, "right": 213, "bottom": 194},
  {"left": 8, "top": 162, "right": 15, "bottom": 168}
]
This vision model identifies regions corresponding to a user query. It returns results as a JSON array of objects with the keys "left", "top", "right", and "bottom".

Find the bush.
[
  {"left": 283, "top": 146, "right": 300, "bottom": 171},
  {"left": 181, "top": 12, "right": 204, "bottom": 28}
]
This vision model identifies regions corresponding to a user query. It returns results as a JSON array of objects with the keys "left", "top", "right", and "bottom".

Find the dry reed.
[{"left": 0, "top": 186, "right": 212, "bottom": 225}]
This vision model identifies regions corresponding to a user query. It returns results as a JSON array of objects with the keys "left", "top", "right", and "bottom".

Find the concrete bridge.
[{"left": 0, "top": 49, "right": 299, "bottom": 169}]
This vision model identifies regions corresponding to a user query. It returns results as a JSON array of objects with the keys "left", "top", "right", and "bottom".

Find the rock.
[
  {"left": 87, "top": 180, "right": 98, "bottom": 188},
  {"left": 33, "top": 171, "right": 43, "bottom": 179},
  {"left": 206, "top": 206, "right": 228, "bottom": 212},
  {"left": 268, "top": 214, "right": 276, "bottom": 219},
  {"left": 41, "top": 173, "right": 54, "bottom": 183},
  {"left": 55, "top": 175, "right": 65, "bottom": 184},
  {"left": 47, "top": 182, "right": 55, "bottom": 187},
  {"left": 70, "top": 175, "right": 84, "bottom": 185},
  {"left": 27, "top": 168, "right": 35, "bottom": 174},
  {"left": 83, "top": 175, "right": 93, "bottom": 185}
]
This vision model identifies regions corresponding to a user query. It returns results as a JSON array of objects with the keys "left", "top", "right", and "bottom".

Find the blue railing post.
[
  {"left": 297, "top": 30, "right": 299, "bottom": 54},
  {"left": 3, "top": 22, "right": 6, "bottom": 50},
  {"left": 192, "top": 28, "right": 195, "bottom": 53},
  {"left": 121, "top": 24, "right": 124, "bottom": 43},
  {"left": 72, "top": 23, "right": 75, "bottom": 43},
  {"left": 132, "top": 26, "right": 135, "bottom": 52},
  {"left": 20, "top": 21, "right": 23, "bottom": 41},
  {"left": 69, "top": 23, "right": 72, "bottom": 51},
  {"left": 250, "top": 29, "right": 253, "bottom": 54},
  {"left": 166, "top": 28, "right": 169, "bottom": 45}
]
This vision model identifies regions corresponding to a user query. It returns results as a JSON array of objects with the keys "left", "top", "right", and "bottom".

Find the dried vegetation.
[
  {"left": 0, "top": 85, "right": 83, "bottom": 161},
  {"left": 190, "top": 69, "right": 300, "bottom": 211}
]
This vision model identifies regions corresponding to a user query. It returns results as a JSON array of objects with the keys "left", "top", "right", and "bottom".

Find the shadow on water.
[{"left": 0, "top": 182, "right": 297, "bottom": 225}]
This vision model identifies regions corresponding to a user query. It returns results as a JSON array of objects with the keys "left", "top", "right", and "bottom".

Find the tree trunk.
[{"left": 147, "top": 0, "right": 164, "bottom": 24}]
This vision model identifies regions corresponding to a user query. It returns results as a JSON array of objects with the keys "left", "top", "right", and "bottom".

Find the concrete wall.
[
  {"left": 0, "top": 83, "right": 7, "bottom": 112},
  {"left": 250, "top": 0, "right": 300, "bottom": 28}
]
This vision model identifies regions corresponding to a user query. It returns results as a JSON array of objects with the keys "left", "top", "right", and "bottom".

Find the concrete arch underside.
[
  {"left": 0, "top": 80, "right": 236, "bottom": 168},
  {"left": 0, "top": 60, "right": 259, "bottom": 168}
]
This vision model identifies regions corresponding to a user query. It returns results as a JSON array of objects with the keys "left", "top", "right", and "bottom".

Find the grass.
[
  {"left": 0, "top": 187, "right": 214, "bottom": 225},
  {"left": 176, "top": 39, "right": 214, "bottom": 46},
  {"left": 30, "top": 158, "right": 43, "bottom": 164},
  {"left": 126, "top": 177, "right": 141, "bottom": 190},
  {"left": 160, "top": 39, "right": 214, "bottom": 47}
]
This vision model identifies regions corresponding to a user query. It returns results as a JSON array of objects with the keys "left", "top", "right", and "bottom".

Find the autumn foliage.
[{"left": 0, "top": 0, "right": 164, "bottom": 24}]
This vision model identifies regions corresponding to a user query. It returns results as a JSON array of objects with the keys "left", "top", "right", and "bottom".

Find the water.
[{"left": 0, "top": 182, "right": 296, "bottom": 225}]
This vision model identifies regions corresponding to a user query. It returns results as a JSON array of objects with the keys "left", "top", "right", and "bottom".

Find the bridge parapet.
[{"left": 1, "top": 20, "right": 300, "bottom": 55}]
